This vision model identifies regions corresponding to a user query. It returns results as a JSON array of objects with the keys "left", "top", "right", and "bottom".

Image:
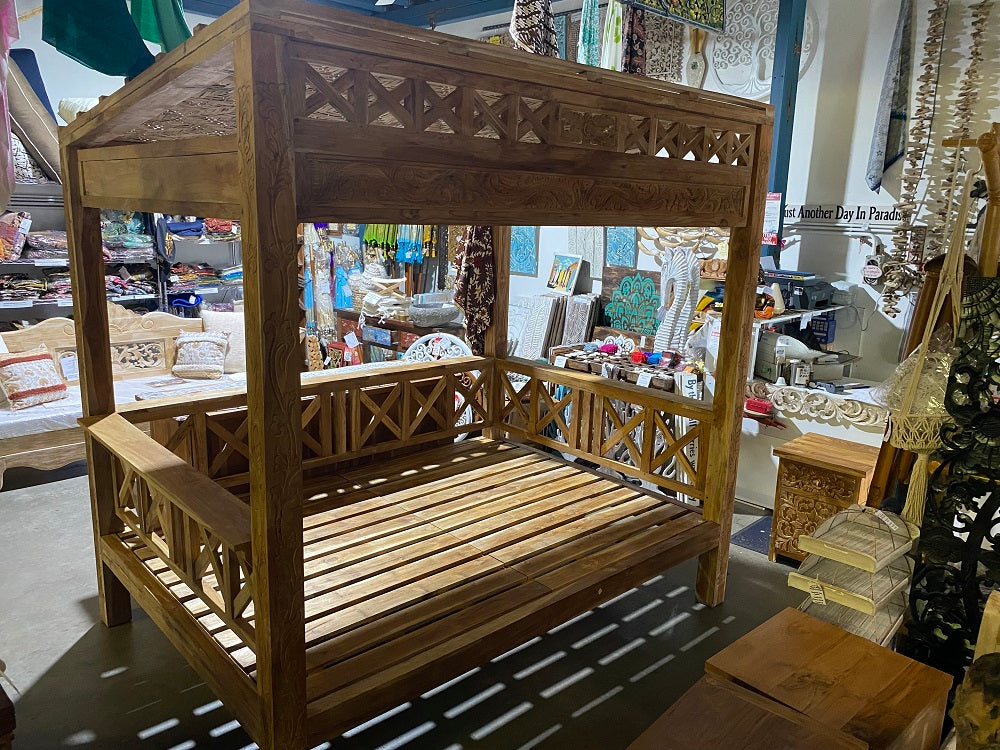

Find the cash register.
[{"left": 763, "top": 269, "right": 836, "bottom": 310}]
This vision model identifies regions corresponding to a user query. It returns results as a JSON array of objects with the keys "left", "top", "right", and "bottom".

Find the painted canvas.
[
  {"left": 510, "top": 225, "right": 538, "bottom": 276},
  {"left": 546, "top": 253, "right": 583, "bottom": 296},
  {"left": 606, "top": 226, "right": 638, "bottom": 267},
  {"left": 632, "top": 0, "right": 725, "bottom": 31},
  {"left": 568, "top": 226, "right": 603, "bottom": 278}
]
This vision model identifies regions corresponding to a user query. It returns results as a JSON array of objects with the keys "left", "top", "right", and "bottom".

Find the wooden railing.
[
  {"left": 495, "top": 359, "right": 713, "bottom": 499},
  {"left": 87, "top": 414, "right": 256, "bottom": 650},
  {"left": 117, "top": 357, "right": 493, "bottom": 488}
]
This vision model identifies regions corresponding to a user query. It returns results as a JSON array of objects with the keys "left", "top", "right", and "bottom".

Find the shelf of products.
[
  {"left": 788, "top": 554, "right": 913, "bottom": 615},
  {"left": 797, "top": 507, "right": 917, "bottom": 573}
]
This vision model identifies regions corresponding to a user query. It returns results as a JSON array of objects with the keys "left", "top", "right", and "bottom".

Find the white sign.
[
  {"left": 344, "top": 331, "right": 360, "bottom": 349},
  {"left": 636, "top": 372, "right": 653, "bottom": 388},
  {"left": 762, "top": 191, "right": 782, "bottom": 245},
  {"left": 554, "top": 355, "right": 568, "bottom": 369}
]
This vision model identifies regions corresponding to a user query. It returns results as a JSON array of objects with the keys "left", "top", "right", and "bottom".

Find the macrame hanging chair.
[{"left": 881, "top": 155, "right": 978, "bottom": 527}]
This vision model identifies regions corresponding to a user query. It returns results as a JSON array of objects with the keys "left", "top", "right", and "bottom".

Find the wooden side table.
[
  {"left": 706, "top": 608, "right": 952, "bottom": 750},
  {"left": 769, "top": 433, "right": 880, "bottom": 562}
]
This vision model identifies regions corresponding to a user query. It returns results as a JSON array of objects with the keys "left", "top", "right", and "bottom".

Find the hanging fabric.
[
  {"left": 599, "top": 0, "right": 624, "bottom": 71},
  {"left": 509, "top": 0, "right": 559, "bottom": 57},
  {"left": 454, "top": 226, "right": 496, "bottom": 356},
  {"left": 621, "top": 3, "right": 648, "bottom": 76},
  {"left": 576, "top": 0, "right": 601, "bottom": 66},
  {"left": 866, "top": 0, "right": 913, "bottom": 192},
  {"left": 131, "top": 0, "right": 192, "bottom": 53},
  {"left": 42, "top": 0, "right": 154, "bottom": 78}
]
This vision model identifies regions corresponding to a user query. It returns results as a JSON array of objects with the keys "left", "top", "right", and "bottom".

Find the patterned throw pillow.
[
  {"left": 172, "top": 331, "right": 230, "bottom": 380},
  {"left": 0, "top": 346, "right": 68, "bottom": 410}
]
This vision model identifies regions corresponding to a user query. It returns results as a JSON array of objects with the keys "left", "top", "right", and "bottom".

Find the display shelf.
[
  {"left": 797, "top": 506, "right": 917, "bottom": 573},
  {"left": 789, "top": 554, "right": 913, "bottom": 616},
  {"left": 0, "top": 256, "right": 156, "bottom": 268},
  {"left": 799, "top": 590, "right": 907, "bottom": 647}
]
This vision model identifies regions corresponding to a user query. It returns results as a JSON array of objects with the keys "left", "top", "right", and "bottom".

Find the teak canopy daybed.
[{"left": 59, "top": 2, "right": 773, "bottom": 747}]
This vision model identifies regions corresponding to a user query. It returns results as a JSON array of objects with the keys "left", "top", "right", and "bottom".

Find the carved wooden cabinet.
[{"left": 768, "top": 433, "right": 880, "bottom": 562}]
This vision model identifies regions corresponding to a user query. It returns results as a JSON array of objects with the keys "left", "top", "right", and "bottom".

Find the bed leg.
[{"left": 89, "top": 439, "right": 132, "bottom": 626}]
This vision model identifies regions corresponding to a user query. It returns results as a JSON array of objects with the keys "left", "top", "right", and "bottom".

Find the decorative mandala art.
[
  {"left": 606, "top": 273, "right": 660, "bottom": 336},
  {"left": 510, "top": 225, "right": 538, "bottom": 275},
  {"left": 606, "top": 226, "right": 637, "bottom": 268},
  {"left": 706, "top": 0, "right": 817, "bottom": 100}
]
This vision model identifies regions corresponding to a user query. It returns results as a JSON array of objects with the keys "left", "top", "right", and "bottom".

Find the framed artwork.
[
  {"left": 510, "top": 225, "right": 538, "bottom": 276},
  {"left": 630, "top": 0, "right": 725, "bottom": 32},
  {"left": 605, "top": 226, "right": 638, "bottom": 268},
  {"left": 546, "top": 253, "right": 583, "bottom": 295}
]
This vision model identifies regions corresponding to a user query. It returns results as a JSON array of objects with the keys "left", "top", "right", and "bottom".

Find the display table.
[
  {"left": 705, "top": 608, "right": 952, "bottom": 750},
  {"left": 335, "top": 308, "right": 464, "bottom": 359},
  {"left": 627, "top": 674, "right": 865, "bottom": 749},
  {"left": 769, "top": 433, "right": 880, "bottom": 561}
]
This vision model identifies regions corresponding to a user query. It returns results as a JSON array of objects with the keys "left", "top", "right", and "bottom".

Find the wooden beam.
[
  {"left": 234, "top": 27, "right": 307, "bottom": 750},
  {"left": 62, "top": 141, "right": 132, "bottom": 627},
  {"left": 764, "top": 0, "right": 806, "bottom": 259},
  {"left": 696, "top": 116, "right": 774, "bottom": 607},
  {"left": 484, "top": 226, "right": 510, "bottom": 440}
]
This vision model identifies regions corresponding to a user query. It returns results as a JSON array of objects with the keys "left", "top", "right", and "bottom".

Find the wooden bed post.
[
  {"left": 485, "top": 226, "right": 511, "bottom": 437},
  {"left": 234, "top": 27, "right": 307, "bottom": 750},
  {"left": 696, "top": 118, "right": 774, "bottom": 607},
  {"left": 62, "top": 143, "right": 131, "bottom": 627}
]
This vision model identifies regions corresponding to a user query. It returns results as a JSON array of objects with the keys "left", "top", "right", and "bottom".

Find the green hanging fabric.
[
  {"left": 42, "top": 0, "right": 154, "bottom": 78},
  {"left": 131, "top": 0, "right": 192, "bottom": 53}
]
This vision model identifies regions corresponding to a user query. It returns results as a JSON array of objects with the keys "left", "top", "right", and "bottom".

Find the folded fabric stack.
[
  {"left": 105, "top": 272, "right": 156, "bottom": 297},
  {"left": 204, "top": 218, "right": 240, "bottom": 242},
  {"left": 22, "top": 231, "right": 69, "bottom": 259},
  {"left": 104, "top": 232, "right": 155, "bottom": 262},
  {"left": 219, "top": 265, "right": 242, "bottom": 285},
  {"left": 168, "top": 262, "right": 220, "bottom": 292},
  {"left": 167, "top": 219, "right": 204, "bottom": 242},
  {"left": 40, "top": 271, "right": 72, "bottom": 299},
  {"left": 0, "top": 274, "right": 45, "bottom": 301}
]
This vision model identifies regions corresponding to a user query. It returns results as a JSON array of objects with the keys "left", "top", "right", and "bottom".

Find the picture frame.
[{"left": 546, "top": 253, "right": 583, "bottom": 295}]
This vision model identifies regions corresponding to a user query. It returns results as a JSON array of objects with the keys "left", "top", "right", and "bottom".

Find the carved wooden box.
[{"left": 768, "top": 433, "right": 880, "bottom": 562}]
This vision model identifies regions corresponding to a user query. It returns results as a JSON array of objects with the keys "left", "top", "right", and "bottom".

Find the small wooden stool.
[
  {"left": 627, "top": 674, "right": 865, "bottom": 749},
  {"left": 0, "top": 683, "right": 13, "bottom": 750},
  {"left": 769, "top": 433, "right": 880, "bottom": 561},
  {"left": 706, "top": 608, "right": 952, "bottom": 750}
]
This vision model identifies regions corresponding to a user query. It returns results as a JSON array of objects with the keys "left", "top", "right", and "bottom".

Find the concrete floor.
[{"left": 0, "top": 463, "right": 800, "bottom": 750}]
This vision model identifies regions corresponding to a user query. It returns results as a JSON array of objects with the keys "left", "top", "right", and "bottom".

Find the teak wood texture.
[
  {"left": 61, "top": 2, "right": 772, "bottom": 748},
  {"left": 706, "top": 608, "right": 952, "bottom": 750}
]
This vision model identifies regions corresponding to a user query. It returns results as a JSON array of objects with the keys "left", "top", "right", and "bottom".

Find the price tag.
[
  {"left": 636, "top": 372, "right": 653, "bottom": 387},
  {"left": 601, "top": 363, "right": 613, "bottom": 379},
  {"left": 344, "top": 349, "right": 353, "bottom": 363},
  {"left": 57, "top": 299, "right": 74, "bottom": 307},
  {"left": 800, "top": 312, "right": 815, "bottom": 330},
  {"left": 35, "top": 259, "right": 65, "bottom": 267},
  {"left": 873, "top": 508, "right": 900, "bottom": 532},
  {"left": 344, "top": 331, "right": 360, "bottom": 349},
  {"left": 808, "top": 580, "right": 827, "bottom": 606},
  {"left": 0, "top": 301, "right": 29, "bottom": 308},
  {"left": 554, "top": 355, "right": 568, "bottom": 369}
]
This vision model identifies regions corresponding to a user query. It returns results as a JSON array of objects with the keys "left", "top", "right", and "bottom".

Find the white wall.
[{"left": 11, "top": 3, "right": 214, "bottom": 122}]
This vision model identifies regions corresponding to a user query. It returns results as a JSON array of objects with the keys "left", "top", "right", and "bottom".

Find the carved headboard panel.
[{"left": 1, "top": 303, "right": 204, "bottom": 383}]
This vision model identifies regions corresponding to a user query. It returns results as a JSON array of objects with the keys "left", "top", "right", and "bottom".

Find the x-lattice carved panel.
[{"left": 291, "top": 57, "right": 754, "bottom": 167}]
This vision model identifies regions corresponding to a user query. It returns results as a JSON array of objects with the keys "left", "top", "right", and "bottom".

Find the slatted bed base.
[{"left": 113, "top": 438, "right": 718, "bottom": 743}]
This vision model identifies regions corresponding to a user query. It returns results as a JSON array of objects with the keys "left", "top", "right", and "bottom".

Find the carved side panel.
[
  {"left": 779, "top": 460, "right": 859, "bottom": 503},
  {"left": 772, "top": 460, "right": 860, "bottom": 560},
  {"left": 111, "top": 340, "right": 168, "bottom": 372}
]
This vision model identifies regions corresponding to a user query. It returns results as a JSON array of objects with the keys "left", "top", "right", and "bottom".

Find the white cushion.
[{"left": 200, "top": 310, "right": 246, "bottom": 373}]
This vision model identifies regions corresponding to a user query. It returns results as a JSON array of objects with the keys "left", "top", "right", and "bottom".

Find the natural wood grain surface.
[
  {"left": 234, "top": 28, "right": 307, "bottom": 750},
  {"left": 628, "top": 675, "right": 868, "bottom": 750},
  {"left": 774, "top": 434, "right": 882, "bottom": 477},
  {"left": 124, "top": 439, "right": 716, "bottom": 742},
  {"left": 706, "top": 608, "right": 952, "bottom": 750},
  {"left": 696, "top": 116, "right": 773, "bottom": 607}
]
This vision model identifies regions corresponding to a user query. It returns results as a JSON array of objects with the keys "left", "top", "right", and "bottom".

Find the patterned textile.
[
  {"left": 555, "top": 14, "right": 568, "bottom": 58},
  {"left": 561, "top": 294, "right": 599, "bottom": 345},
  {"left": 576, "top": 0, "right": 601, "bottom": 66},
  {"left": 509, "top": 0, "right": 558, "bottom": 57},
  {"left": 645, "top": 14, "right": 686, "bottom": 83},
  {"left": 0, "top": 347, "right": 67, "bottom": 410},
  {"left": 172, "top": 331, "right": 230, "bottom": 380},
  {"left": 866, "top": 0, "right": 912, "bottom": 192},
  {"left": 454, "top": 226, "right": 496, "bottom": 356},
  {"left": 11, "top": 133, "right": 48, "bottom": 183},
  {"left": 600, "top": 0, "right": 624, "bottom": 71},
  {"left": 621, "top": 4, "right": 647, "bottom": 76},
  {"left": 200, "top": 310, "right": 246, "bottom": 373}
]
